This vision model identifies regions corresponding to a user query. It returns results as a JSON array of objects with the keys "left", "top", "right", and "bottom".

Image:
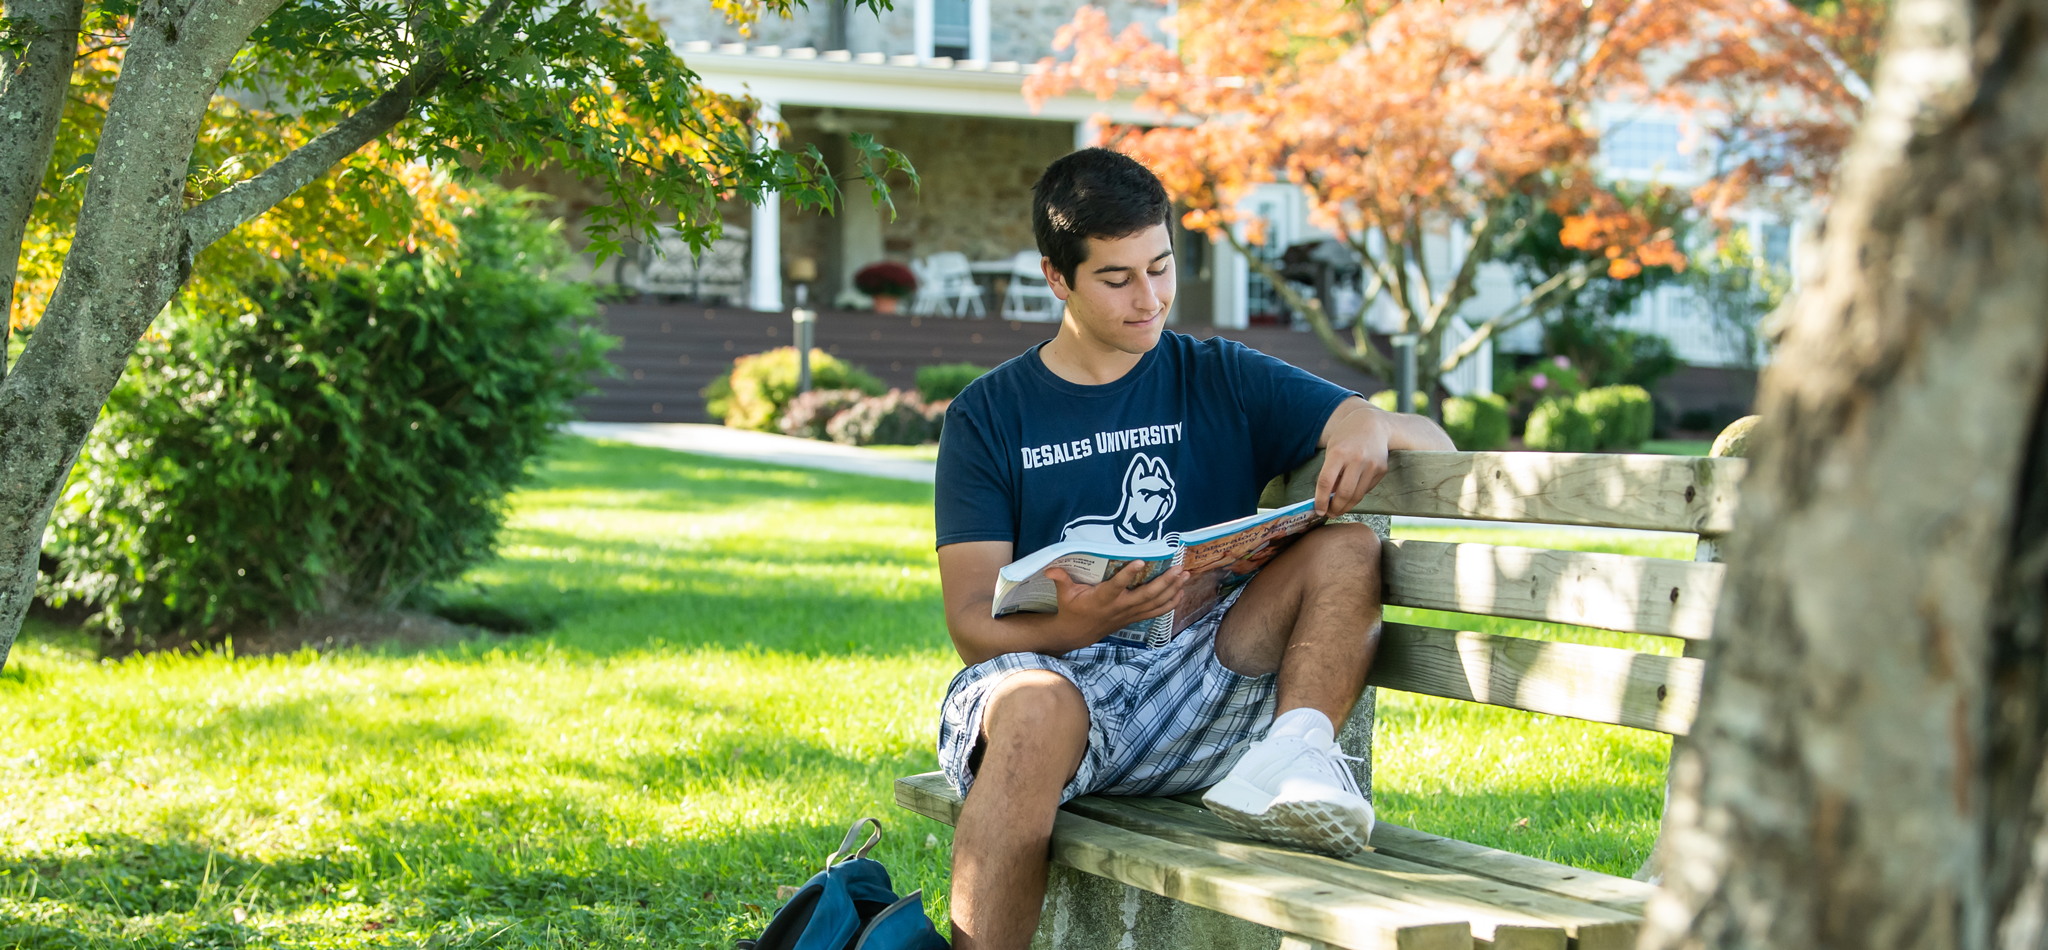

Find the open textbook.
[{"left": 991, "top": 498, "right": 1328, "bottom": 647}]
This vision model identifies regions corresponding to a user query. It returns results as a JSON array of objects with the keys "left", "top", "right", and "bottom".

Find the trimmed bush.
[
  {"left": 1441, "top": 394, "right": 1511, "bottom": 451},
  {"left": 40, "top": 192, "right": 612, "bottom": 642},
  {"left": 777, "top": 388, "right": 867, "bottom": 440},
  {"left": 1575, "top": 385, "right": 1655, "bottom": 450},
  {"left": 916, "top": 362, "right": 992, "bottom": 403},
  {"left": 1367, "top": 389, "right": 1431, "bottom": 414},
  {"left": 828, "top": 390, "right": 933, "bottom": 446},
  {"left": 702, "top": 347, "right": 884, "bottom": 431},
  {"left": 1523, "top": 398, "right": 1596, "bottom": 452}
]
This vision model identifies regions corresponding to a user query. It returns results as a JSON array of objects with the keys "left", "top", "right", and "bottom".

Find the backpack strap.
[{"left": 827, "top": 817, "right": 884, "bottom": 866}]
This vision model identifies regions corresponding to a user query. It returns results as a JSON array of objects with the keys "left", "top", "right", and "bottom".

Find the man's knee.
[
  {"left": 982, "top": 670, "right": 1088, "bottom": 748},
  {"left": 1293, "top": 522, "right": 1382, "bottom": 579}
]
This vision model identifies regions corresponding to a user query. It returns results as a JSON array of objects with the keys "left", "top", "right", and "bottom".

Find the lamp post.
[
  {"left": 1391, "top": 332, "right": 1419, "bottom": 414},
  {"left": 790, "top": 257, "right": 819, "bottom": 394}
]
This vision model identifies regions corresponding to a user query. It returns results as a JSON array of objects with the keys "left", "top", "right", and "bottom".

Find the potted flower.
[{"left": 853, "top": 261, "right": 918, "bottom": 313}]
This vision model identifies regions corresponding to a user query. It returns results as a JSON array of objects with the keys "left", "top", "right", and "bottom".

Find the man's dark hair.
[{"left": 1032, "top": 148, "right": 1173, "bottom": 286}]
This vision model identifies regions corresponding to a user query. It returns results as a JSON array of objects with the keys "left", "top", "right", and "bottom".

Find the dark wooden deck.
[{"left": 576, "top": 301, "right": 1390, "bottom": 423}]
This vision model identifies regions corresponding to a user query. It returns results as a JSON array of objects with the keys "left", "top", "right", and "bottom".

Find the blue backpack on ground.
[{"left": 737, "top": 817, "right": 950, "bottom": 950}]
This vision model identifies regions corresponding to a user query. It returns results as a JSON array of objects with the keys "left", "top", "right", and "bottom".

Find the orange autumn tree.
[{"left": 1027, "top": 0, "right": 1862, "bottom": 396}]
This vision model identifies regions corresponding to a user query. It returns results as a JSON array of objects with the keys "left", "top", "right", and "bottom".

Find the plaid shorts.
[{"left": 936, "top": 587, "right": 1277, "bottom": 803}]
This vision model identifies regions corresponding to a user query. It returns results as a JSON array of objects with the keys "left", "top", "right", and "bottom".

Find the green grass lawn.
[
  {"left": 0, "top": 439, "right": 1692, "bottom": 947},
  {"left": 857, "top": 444, "right": 941, "bottom": 462}
]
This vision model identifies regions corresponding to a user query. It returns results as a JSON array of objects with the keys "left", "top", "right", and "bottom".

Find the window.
[
  {"left": 1604, "top": 121, "right": 1683, "bottom": 173},
  {"left": 933, "top": 0, "right": 969, "bottom": 59},
  {"left": 1761, "top": 223, "right": 1791, "bottom": 270}
]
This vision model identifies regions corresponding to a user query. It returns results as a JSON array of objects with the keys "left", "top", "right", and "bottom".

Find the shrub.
[
  {"left": 1542, "top": 314, "right": 1682, "bottom": 389},
  {"left": 1523, "top": 398, "right": 1596, "bottom": 452},
  {"left": 924, "top": 398, "right": 953, "bottom": 441},
  {"left": 40, "top": 192, "right": 612, "bottom": 642},
  {"left": 916, "top": 362, "right": 992, "bottom": 403},
  {"left": 1575, "top": 385, "right": 1655, "bottom": 450},
  {"left": 1500, "top": 356, "right": 1588, "bottom": 409},
  {"left": 828, "top": 390, "right": 933, "bottom": 446},
  {"left": 702, "top": 347, "right": 884, "bottom": 431},
  {"left": 1367, "top": 389, "right": 1431, "bottom": 414},
  {"left": 1441, "top": 394, "right": 1511, "bottom": 451},
  {"left": 853, "top": 261, "right": 918, "bottom": 297},
  {"left": 778, "top": 388, "right": 867, "bottom": 440}
]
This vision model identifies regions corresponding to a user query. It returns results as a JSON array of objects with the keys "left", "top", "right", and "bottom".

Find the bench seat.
[{"left": 897, "top": 772, "right": 1655, "bottom": 950}]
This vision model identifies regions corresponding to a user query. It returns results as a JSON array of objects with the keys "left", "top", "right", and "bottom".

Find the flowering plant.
[{"left": 853, "top": 261, "right": 918, "bottom": 297}]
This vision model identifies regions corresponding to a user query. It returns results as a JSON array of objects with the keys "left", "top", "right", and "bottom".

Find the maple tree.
[
  {"left": 1027, "top": 0, "right": 1864, "bottom": 396},
  {"left": 0, "top": 0, "right": 912, "bottom": 664}
]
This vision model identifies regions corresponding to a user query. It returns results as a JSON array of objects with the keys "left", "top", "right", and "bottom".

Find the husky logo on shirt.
[{"left": 1062, "top": 454, "right": 1178, "bottom": 544}]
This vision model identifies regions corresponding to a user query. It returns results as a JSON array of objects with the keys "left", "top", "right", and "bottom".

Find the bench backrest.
[{"left": 1266, "top": 450, "right": 1745, "bottom": 737}]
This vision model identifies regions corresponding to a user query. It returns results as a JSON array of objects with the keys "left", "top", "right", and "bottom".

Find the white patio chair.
[
  {"left": 924, "top": 251, "right": 986, "bottom": 318},
  {"left": 1000, "top": 250, "right": 1062, "bottom": 321},
  {"left": 908, "top": 257, "right": 948, "bottom": 316}
]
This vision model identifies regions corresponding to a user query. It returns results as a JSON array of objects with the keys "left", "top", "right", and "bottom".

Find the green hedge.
[
  {"left": 1441, "top": 393, "right": 1511, "bottom": 451},
  {"left": 41, "top": 192, "right": 612, "bottom": 641},
  {"left": 1576, "top": 385, "right": 1655, "bottom": 450},
  {"left": 1524, "top": 398, "right": 1596, "bottom": 452},
  {"left": 703, "top": 347, "right": 884, "bottom": 431},
  {"left": 915, "top": 362, "right": 991, "bottom": 403}
]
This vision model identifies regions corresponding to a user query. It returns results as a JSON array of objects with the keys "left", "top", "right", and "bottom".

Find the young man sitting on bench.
[{"left": 932, "top": 149, "right": 1453, "bottom": 950}]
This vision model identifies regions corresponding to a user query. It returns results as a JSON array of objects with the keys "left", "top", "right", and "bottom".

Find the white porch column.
[
  {"left": 749, "top": 100, "right": 783, "bottom": 312},
  {"left": 969, "top": 0, "right": 990, "bottom": 61},
  {"left": 1212, "top": 235, "right": 1247, "bottom": 329},
  {"left": 914, "top": 0, "right": 934, "bottom": 59}
]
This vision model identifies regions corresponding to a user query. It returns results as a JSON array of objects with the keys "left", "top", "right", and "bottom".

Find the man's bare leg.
[
  {"left": 1214, "top": 522, "right": 1384, "bottom": 701},
  {"left": 1202, "top": 523, "right": 1384, "bottom": 854},
  {"left": 949, "top": 670, "right": 1090, "bottom": 950}
]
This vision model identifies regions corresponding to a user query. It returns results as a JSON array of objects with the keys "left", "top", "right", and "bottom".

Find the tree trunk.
[
  {"left": 1638, "top": 0, "right": 2048, "bottom": 943},
  {"left": 0, "top": 0, "right": 281, "bottom": 666},
  {"left": 0, "top": 0, "right": 85, "bottom": 376}
]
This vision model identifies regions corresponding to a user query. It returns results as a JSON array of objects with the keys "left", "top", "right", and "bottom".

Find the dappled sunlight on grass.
[{"left": 0, "top": 440, "right": 1692, "bottom": 946}]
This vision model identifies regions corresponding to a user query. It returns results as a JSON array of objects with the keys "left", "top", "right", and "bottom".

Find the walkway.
[{"left": 565, "top": 422, "right": 937, "bottom": 483}]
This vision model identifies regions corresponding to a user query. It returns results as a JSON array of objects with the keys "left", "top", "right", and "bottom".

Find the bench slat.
[
  {"left": 1365, "top": 824, "right": 1658, "bottom": 915},
  {"left": 1066, "top": 795, "right": 1642, "bottom": 950},
  {"left": 899, "top": 775, "right": 1472, "bottom": 949},
  {"left": 1279, "top": 450, "right": 1745, "bottom": 536},
  {"left": 1383, "top": 539, "right": 1725, "bottom": 640},
  {"left": 1370, "top": 624, "right": 1703, "bottom": 735}
]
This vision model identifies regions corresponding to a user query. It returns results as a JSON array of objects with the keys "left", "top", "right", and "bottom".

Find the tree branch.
[
  {"left": 1406, "top": 228, "right": 1436, "bottom": 324},
  {"left": 180, "top": 0, "right": 517, "bottom": 254},
  {"left": 1434, "top": 259, "right": 1594, "bottom": 372},
  {"left": 0, "top": 0, "right": 85, "bottom": 381},
  {"left": 1422, "top": 205, "right": 1500, "bottom": 336},
  {"left": 1224, "top": 229, "right": 1394, "bottom": 379}
]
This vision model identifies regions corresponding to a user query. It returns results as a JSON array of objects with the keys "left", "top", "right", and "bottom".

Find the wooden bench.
[{"left": 897, "top": 446, "right": 1746, "bottom": 950}]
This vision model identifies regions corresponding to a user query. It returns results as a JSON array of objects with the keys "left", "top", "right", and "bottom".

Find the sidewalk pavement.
[{"left": 564, "top": 422, "right": 937, "bottom": 483}]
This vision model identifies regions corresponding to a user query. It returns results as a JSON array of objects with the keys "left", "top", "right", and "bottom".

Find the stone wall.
[{"left": 779, "top": 107, "right": 1075, "bottom": 302}]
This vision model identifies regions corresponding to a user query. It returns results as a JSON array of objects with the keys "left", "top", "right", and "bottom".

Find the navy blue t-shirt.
[{"left": 935, "top": 332, "right": 1357, "bottom": 557}]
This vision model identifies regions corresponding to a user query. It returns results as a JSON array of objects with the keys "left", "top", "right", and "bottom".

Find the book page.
[{"left": 993, "top": 553, "right": 1175, "bottom": 616}]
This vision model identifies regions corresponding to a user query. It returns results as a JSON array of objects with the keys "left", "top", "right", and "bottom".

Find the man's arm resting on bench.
[
  {"left": 938, "top": 542, "right": 1188, "bottom": 667},
  {"left": 1312, "top": 397, "right": 1457, "bottom": 516}
]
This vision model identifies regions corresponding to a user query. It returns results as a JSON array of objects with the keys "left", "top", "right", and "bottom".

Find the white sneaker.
[{"left": 1201, "top": 730, "right": 1375, "bottom": 856}]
